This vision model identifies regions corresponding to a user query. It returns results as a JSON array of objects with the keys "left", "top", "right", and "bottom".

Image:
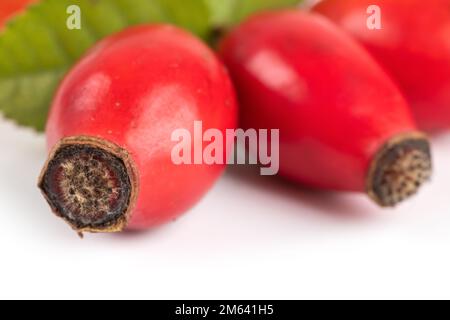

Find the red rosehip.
[
  {"left": 38, "top": 25, "right": 238, "bottom": 233},
  {"left": 219, "top": 10, "right": 432, "bottom": 207},
  {"left": 314, "top": 0, "right": 450, "bottom": 132},
  {"left": 0, "top": 0, "right": 37, "bottom": 28}
]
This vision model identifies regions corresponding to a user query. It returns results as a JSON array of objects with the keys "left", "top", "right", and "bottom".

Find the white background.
[{"left": 1, "top": 117, "right": 450, "bottom": 300}]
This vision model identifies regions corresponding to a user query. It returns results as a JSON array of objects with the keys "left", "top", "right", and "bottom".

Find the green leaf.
[
  {"left": 0, "top": 0, "right": 210, "bottom": 131},
  {"left": 206, "top": 0, "right": 301, "bottom": 28},
  {"left": 0, "top": 0, "right": 301, "bottom": 131},
  {"left": 205, "top": 0, "right": 236, "bottom": 27}
]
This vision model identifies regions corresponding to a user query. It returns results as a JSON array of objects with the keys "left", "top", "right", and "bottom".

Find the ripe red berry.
[
  {"left": 38, "top": 25, "right": 238, "bottom": 233},
  {"left": 219, "top": 10, "right": 432, "bottom": 207},
  {"left": 314, "top": 0, "right": 450, "bottom": 132},
  {"left": 0, "top": 0, "right": 37, "bottom": 28}
]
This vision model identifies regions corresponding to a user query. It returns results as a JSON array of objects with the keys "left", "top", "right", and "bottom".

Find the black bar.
[{"left": 158, "top": 301, "right": 299, "bottom": 319}]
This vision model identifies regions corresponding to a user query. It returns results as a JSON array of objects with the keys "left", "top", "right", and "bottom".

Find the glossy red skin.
[
  {"left": 219, "top": 10, "right": 418, "bottom": 192},
  {"left": 47, "top": 25, "right": 238, "bottom": 229},
  {"left": 314, "top": 0, "right": 450, "bottom": 132},
  {"left": 0, "top": 0, "right": 37, "bottom": 28}
]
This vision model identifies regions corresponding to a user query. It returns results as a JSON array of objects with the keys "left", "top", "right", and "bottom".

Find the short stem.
[{"left": 38, "top": 136, "right": 139, "bottom": 234}]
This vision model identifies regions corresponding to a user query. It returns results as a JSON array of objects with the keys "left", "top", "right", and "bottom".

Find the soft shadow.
[
  {"left": 102, "top": 223, "right": 176, "bottom": 241},
  {"left": 225, "top": 164, "right": 381, "bottom": 221}
]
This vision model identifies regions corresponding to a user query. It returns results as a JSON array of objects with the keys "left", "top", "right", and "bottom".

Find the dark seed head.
[
  {"left": 368, "top": 133, "right": 432, "bottom": 207},
  {"left": 38, "top": 136, "right": 138, "bottom": 233}
]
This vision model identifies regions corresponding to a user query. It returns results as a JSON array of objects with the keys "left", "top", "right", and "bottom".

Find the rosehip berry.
[
  {"left": 314, "top": 0, "right": 450, "bottom": 132},
  {"left": 219, "top": 10, "right": 432, "bottom": 207},
  {"left": 0, "top": 0, "right": 37, "bottom": 28},
  {"left": 38, "top": 25, "right": 238, "bottom": 233}
]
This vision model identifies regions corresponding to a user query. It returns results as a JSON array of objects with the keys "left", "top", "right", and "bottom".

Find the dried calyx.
[
  {"left": 368, "top": 133, "right": 432, "bottom": 207},
  {"left": 38, "top": 136, "right": 138, "bottom": 234}
]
